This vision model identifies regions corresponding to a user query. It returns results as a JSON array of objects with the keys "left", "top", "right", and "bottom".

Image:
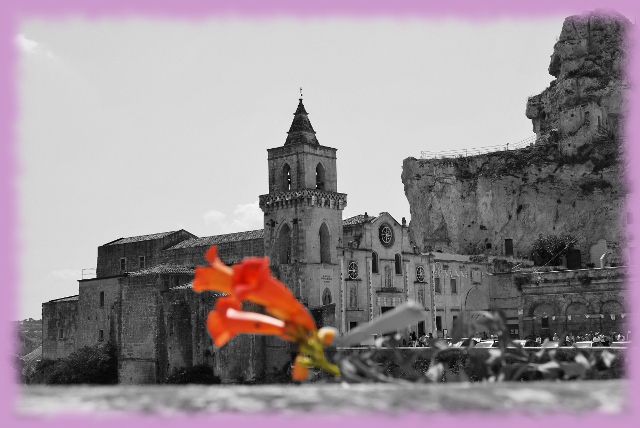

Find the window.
[
  {"left": 278, "top": 224, "right": 292, "bottom": 264},
  {"left": 509, "top": 325, "right": 519, "bottom": 338},
  {"left": 379, "top": 224, "right": 394, "bottom": 247},
  {"left": 453, "top": 316, "right": 458, "bottom": 328},
  {"left": 349, "top": 321, "right": 358, "bottom": 330},
  {"left": 319, "top": 223, "right": 331, "bottom": 263},
  {"left": 99, "top": 329, "right": 104, "bottom": 342},
  {"left": 451, "top": 278, "right": 457, "bottom": 294},
  {"left": 58, "top": 328, "right": 64, "bottom": 340},
  {"left": 315, "top": 163, "right": 325, "bottom": 190},
  {"left": 139, "top": 256, "right": 145, "bottom": 269},
  {"left": 395, "top": 254, "right": 402, "bottom": 274},
  {"left": 282, "top": 163, "right": 292, "bottom": 191},
  {"left": 486, "top": 243, "right": 492, "bottom": 250},
  {"left": 120, "top": 258, "right": 126, "bottom": 271},
  {"left": 348, "top": 261, "right": 358, "bottom": 280},
  {"left": 541, "top": 316, "right": 549, "bottom": 329},
  {"left": 100, "top": 291, "right": 105, "bottom": 308},
  {"left": 435, "top": 277, "right": 441, "bottom": 293},
  {"left": 436, "top": 316, "right": 442, "bottom": 331},
  {"left": 372, "top": 252, "right": 379, "bottom": 274},
  {"left": 416, "top": 266, "right": 425, "bottom": 282}
]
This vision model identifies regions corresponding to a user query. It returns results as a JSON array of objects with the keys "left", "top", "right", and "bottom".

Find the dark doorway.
[{"left": 505, "top": 238, "right": 513, "bottom": 257}]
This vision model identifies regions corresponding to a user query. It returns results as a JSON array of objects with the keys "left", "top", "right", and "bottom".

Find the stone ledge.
[{"left": 19, "top": 380, "right": 625, "bottom": 415}]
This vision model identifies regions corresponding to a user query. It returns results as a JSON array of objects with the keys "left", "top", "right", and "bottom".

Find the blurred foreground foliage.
[{"left": 333, "top": 311, "right": 621, "bottom": 384}]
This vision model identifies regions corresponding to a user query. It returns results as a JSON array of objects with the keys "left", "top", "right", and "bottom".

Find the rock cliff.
[{"left": 402, "top": 11, "right": 629, "bottom": 265}]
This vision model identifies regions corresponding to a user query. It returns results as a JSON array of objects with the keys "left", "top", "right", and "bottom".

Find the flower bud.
[{"left": 318, "top": 327, "right": 336, "bottom": 346}]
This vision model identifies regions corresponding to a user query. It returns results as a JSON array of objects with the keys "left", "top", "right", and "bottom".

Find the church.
[
  {"left": 41, "top": 97, "right": 626, "bottom": 384},
  {"left": 42, "top": 98, "right": 503, "bottom": 383}
]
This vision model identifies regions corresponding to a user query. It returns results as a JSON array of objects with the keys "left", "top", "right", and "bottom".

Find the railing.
[
  {"left": 81, "top": 268, "right": 96, "bottom": 280},
  {"left": 420, "top": 135, "right": 537, "bottom": 160}
]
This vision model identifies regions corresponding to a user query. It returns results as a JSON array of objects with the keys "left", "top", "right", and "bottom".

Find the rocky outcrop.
[
  {"left": 526, "top": 11, "right": 630, "bottom": 153},
  {"left": 402, "top": 11, "right": 628, "bottom": 264}
]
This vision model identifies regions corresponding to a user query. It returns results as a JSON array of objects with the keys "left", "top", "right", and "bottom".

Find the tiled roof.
[
  {"left": 128, "top": 263, "right": 194, "bottom": 276},
  {"left": 21, "top": 345, "right": 42, "bottom": 364},
  {"left": 104, "top": 231, "right": 178, "bottom": 246},
  {"left": 170, "top": 281, "right": 194, "bottom": 290},
  {"left": 47, "top": 295, "right": 79, "bottom": 303},
  {"left": 166, "top": 229, "right": 264, "bottom": 250},
  {"left": 170, "top": 281, "right": 225, "bottom": 297},
  {"left": 343, "top": 214, "right": 377, "bottom": 226}
]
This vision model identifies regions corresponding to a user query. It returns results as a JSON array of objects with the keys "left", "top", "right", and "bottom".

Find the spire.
[{"left": 284, "top": 98, "right": 319, "bottom": 146}]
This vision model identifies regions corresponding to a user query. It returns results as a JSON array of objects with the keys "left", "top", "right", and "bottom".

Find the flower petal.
[
  {"left": 193, "top": 246, "right": 233, "bottom": 294},
  {"left": 232, "top": 257, "right": 316, "bottom": 331},
  {"left": 206, "top": 297, "right": 287, "bottom": 347}
]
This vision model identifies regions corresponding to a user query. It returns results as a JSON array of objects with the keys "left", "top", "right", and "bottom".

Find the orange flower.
[
  {"left": 292, "top": 356, "right": 309, "bottom": 381},
  {"left": 206, "top": 296, "right": 289, "bottom": 347},
  {"left": 193, "top": 246, "right": 233, "bottom": 294},
  {"left": 232, "top": 256, "right": 316, "bottom": 331}
]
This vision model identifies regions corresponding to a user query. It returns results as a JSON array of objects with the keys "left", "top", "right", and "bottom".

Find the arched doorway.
[
  {"left": 565, "top": 301, "right": 590, "bottom": 336},
  {"left": 600, "top": 300, "right": 625, "bottom": 336}
]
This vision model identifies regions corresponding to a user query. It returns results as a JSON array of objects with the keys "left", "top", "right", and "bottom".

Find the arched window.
[
  {"left": 372, "top": 252, "right": 379, "bottom": 273},
  {"left": 315, "top": 163, "right": 325, "bottom": 190},
  {"left": 322, "top": 288, "right": 332, "bottom": 305},
  {"left": 319, "top": 223, "right": 331, "bottom": 263},
  {"left": 277, "top": 224, "right": 291, "bottom": 264},
  {"left": 282, "top": 163, "right": 292, "bottom": 191},
  {"left": 395, "top": 253, "right": 402, "bottom": 274}
]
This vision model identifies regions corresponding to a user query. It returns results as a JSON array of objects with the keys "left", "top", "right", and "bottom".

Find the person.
[
  {"left": 410, "top": 331, "right": 417, "bottom": 347},
  {"left": 418, "top": 334, "right": 428, "bottom": 347},
  {"left": 535, "top": 335, "right": 542, "bottom": 344},
  {"left": 552, "top": 332, "right": 559, "bottom": 342}
]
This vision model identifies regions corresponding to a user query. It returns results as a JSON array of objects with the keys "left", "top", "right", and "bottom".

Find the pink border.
[{"left": 1, "top": 0, "right": 638, "bottom": 426}]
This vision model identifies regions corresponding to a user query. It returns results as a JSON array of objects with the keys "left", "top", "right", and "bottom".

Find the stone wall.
[
  {"left": 76, "top": 276, "right": 122, "bottom": 349},
  {"left": 42, "top": 297, "right": 79, "bottom": 360},
  {"left": 517, "top": 267, "right": 626, "bottom": 338},
  {"left": 119, "top": 275, "right": 160, "bottom": 384}
]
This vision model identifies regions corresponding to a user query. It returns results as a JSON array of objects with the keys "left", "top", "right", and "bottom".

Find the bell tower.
[{"left": 259, "top": 98, "right": 347, "bottom": 324}]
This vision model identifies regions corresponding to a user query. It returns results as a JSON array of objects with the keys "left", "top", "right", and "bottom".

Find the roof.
[
  {"left": 46, "top": 295, "right": 79, "bottom": 303},
  {"left": 128, "top": 263, "right": 194, "bottom": 276},
  {"left": 104, "top": 230, "right": 178, "bottom": 246},
  {"left": 284, "top": 99, "right": 319, "bottom": 146},
  {"left": 166, "top": 229, "right": 264, "bottom": 250},
  {"left": 343, "top": 214, "right": 378, "bottom": 226},
  {"left": 170, "top": 281, "right": 225, "bottom": 297},
  {"left": 21, "top": 345, "right": 42, "bottom": 363},
  {"left": 170, "top": 281, "right": 194, "bottom": 290}
]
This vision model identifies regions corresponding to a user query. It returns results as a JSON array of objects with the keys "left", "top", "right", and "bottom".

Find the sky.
[{"left": 13, "top": 10, "right": 634, "bottom": 320}]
